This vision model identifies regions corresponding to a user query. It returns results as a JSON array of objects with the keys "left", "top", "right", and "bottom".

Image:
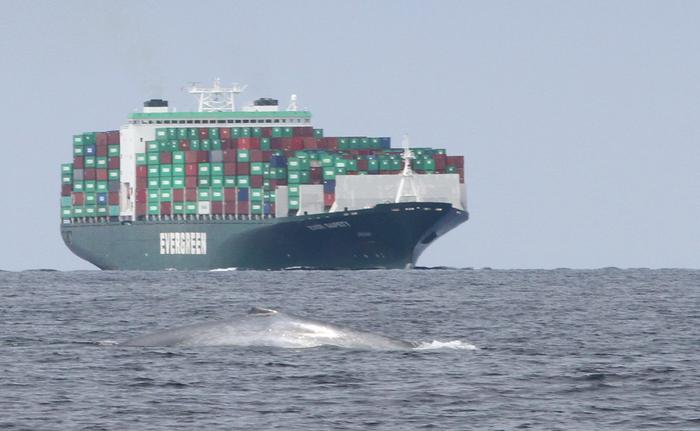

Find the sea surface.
[{"left": 1, "top": 269, "right": 699, "bottom": 430}]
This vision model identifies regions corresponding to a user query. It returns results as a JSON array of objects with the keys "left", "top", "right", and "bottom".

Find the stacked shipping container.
[
  {"left": 61, "top": 126, "right": 465, "bottom": 220},
  {"left": 61, "top": 131, "right": 121, "bottom": 219}
]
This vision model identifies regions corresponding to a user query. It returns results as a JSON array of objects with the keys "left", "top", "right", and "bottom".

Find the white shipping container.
[{"left": 198, "top": 201, "right": 211, "bottom": 215}]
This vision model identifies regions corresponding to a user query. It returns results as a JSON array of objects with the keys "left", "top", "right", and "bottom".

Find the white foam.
[
  {"left": 209, "top": 267, "right": 238, "bottom": 272},
  {"left": 413, "top": 340, "right": 478, "bottom": 351},
  {"left": 96, "top": 340, "right": 119, "bottom": 346}
]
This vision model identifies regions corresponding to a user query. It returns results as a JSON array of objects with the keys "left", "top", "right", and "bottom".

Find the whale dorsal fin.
[{"left": 248, "top": 307, "right": 278, "bottom": 316}]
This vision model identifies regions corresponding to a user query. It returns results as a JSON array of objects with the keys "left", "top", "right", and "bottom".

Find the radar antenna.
[
  {"left": 287, "top": 94, "right": 298, "bottom": 111},
  {"left": 187, "top": 78, "right": 247, "bottom": 112},
  {"left": 395, "top": 135, "right": 420, "bottom": 203}
]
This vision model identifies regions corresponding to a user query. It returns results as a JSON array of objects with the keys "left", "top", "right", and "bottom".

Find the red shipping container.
[
  {"left": 434, "top": 154, "right": 447, "bottom": 170},
  {"left": 61, "top": 184, "right": 72, "bottom": 196},
  {"left": 108, "top": 192, "right": 119, "bottom": 205},
  {"left": 185, "top": 151, "right": 198, "bottom": 163},
  {"left": 136, "top": 177, "right": 147, "bottom": 190},
  {"left": 135, "top": 203, "right": 146, "bottom": 216},
  {"left": 185, "top": 188, "right": 198, "bottom": 201},
  {"left": 172, "top": 189, "right": 184, "bottom": 202},
  {"left": 250, "top": 175, "right": 263, "bottom": 188},
  {"left": 249, "top": 150, "right": 263, "bottom": 162},
  {"left": 186, "top": 177, "right": 198, "bottom": 188},
  {"left": 160, "top": 152, "right": 172, "bottom": 164},
  {"left": 222, "top": 149, "right": 237, "bottom": 162},
  {"left": 224, "top": 201, "right": 236, "bottom": 215},
  {"left": 220, "top": 138, "right": 233, "bottom": 150},
  {"left": 108, "top": 157, "right": 120, "bottom": 169},
  {"left": 219, "top": 128, "right": 231, "bottom": 139},
  {"left": 96, "top": 169, "right": 108, "bottom": 181},
  {"left": 324, "top": 192, "right": 335, "bottom": 207},
  {"left": 261, "top": 127, "right": 272, "bottom": 138},
  {"left": 73, "top": 156, "right": 84, "bottom": 169},
  {"left": 262, "top": 150, "right": 272, "bottom": 162},
  {"left": 224, "top": 189, "right": 236, "bottom": 201},
  {"left": 107, "top": 131, "right": 120, "bottom": 145},
  {"left": 84, "top": 169, "right": 96, "bottom": 180},
  {"left": 179, "top": 139, "right": 190, "bottom": 151},
  {"left": 238, "top": 137, "right": 250, "bottom": 150},
  {"left": 96, "top": 132, "right": 108, "bottom": 146},
  {"left": 310, "top": 166, "right": 322, "bottom": 180},
  {"left": 160, "top": 202, "right": 172, "bottom": 214},
  {"left": 248, "top": 137, "right": 260, "bottom": 150},
  {"left": 237, "top": 163, "right": 250, "bottom": 175},
  {"left": 236, "top": 201, "right": 249, "bottom": 215},
  {"left": 270, "top": 137, "right": 284, "bottom": 149},
  {"left": 96, "top": 144, "right": 107, "bottom": 157},
  {"left": 293, "top": 127, "right": 314, "bottom": 137},
  {"left": 197, "top": 151, "right": 209, "bottom": 163},
  {"left": 290, "top": 137, "right": 304, "bottom": 150},
  {"left": 72, "top": 192, "right": 85, "bottom": 205},
  {"left": 136, "top": 165, "right": 148, "bottom": 178},
  {"left": 211, "top": 201, "right": 223, "bottom": 215},
  {"left": 447, "top": 156, "right": 464, "bottom": 168},
  {"left": 185, "top": 163, "right": 198, "bottom": 176},
  {"left": 198, "top": 128, "right": 209, "bottom": 139},
  {"left": 302, "top": 138, "right": 319, "bottom": 149},
  {"left": 324, "top": 137, "right": 338, "bottom": 149},
  {"left": 224, "top": 162, "right": 237, "bottom": 176},
  {"left": 135, "top": 189, "right": 147, "bottom": 203},
  {"left": 357, "top": 159, "right": 369, "bottom": 171}
]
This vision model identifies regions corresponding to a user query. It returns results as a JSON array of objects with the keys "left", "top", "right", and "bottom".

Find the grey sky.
[{"left": 0, "top": 1, "right": 697, "bottom": 270}]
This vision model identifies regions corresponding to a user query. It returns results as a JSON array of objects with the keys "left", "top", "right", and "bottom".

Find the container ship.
[{"left": 59, "top": 80, "right": 468, "bottom": 270}]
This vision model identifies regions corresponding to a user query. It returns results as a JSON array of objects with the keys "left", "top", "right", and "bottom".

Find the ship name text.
[{"left": 160, "top": 232, "right": 207, "bottom": 255}]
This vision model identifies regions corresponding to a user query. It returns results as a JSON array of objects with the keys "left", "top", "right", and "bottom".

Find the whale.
[{"left": 121, "top": 307, "right": 418, "bottom": 350}]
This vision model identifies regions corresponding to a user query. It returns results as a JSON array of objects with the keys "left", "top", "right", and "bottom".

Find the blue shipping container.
[
  {"left": 237, "top": 187, "right": 249, "bottom": 201},
  {"left": 96, "top": 193, "right": 107, "bottom": 205},
  {"left": 270, "top": 155, "right": 287, "bottom": 168},
  {"left": 323, "top": 179, "right": 336, "bottom": 193},
  {"left": 85, "top": 145, "right": 97, "bottom": 155},
  {"left": 379, "top": 137, "right": 391, "bottom": 149}
]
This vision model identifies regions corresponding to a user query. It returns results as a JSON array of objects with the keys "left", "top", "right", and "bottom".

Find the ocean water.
[{"left": 1, "top": 269, "right": 698, "bottom": 430}]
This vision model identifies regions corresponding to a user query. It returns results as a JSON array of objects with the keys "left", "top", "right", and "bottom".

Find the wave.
[{"left": 209, "top": 267, "right": 239, "bottom": 272}]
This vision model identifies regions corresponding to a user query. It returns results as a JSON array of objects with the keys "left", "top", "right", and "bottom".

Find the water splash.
[{"left": 413, "top": 340, "right": 478, "bottom": 350}]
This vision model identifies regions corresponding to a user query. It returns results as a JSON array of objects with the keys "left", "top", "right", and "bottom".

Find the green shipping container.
[
  {"left": 237, "top": 176, "right": 250, "bottom": 187},
  {"left": 172, "top": 151, "right": 185, "bottom": 163},
  {"left": 96, "top": 182, "right": 108, "bottom": 192},
  {"left": 155, "top": 129, "right": 168, "bottom": 141},
  {"left": 147, "top": 203, "right": 160, "bottom": 215},
  {"left": 61, "top": 163, "right": 73, "bottom": 173},
  {"left": 160, "top": 165, "right": 173, "bottom": 175},
  {"left": 198, "top": 177, "right": 211, "bottom": 187},
  {"left": 73, "top": 182, "right": 85, "bottom": 192},
  {"left": 84, "top": 156, "right": 96, "bottom": 168},
  {"left": 173, "top": 202, "right": 185, "bottom": 214},
  {"left": 108, "top": 145, "right": 120, "bottom": 157},
  {"left": 108, "top": 170, "right": 120, "bottom": 180},
  {"left": 198, "top": 189, "right": 211, "bottom": 201},
  {"left": 160, "top": 190, "right": 172, "bottom": 201},
  {"left": 148, "top": 166, "right": 160, "bottom": 178},
  {"left": 61, "top": 174, "right": 72, "bottom": 184},
  {"left": 147, "top": 178, "right": 160, "bottom": 188},
  {"left": 73, "top": 146, "right": 84, "bottom": 156},
  {"left": 84, "top": 206, "right": 97, "bottom": 216},
  {"left": 160, "top": 178, "right": 173, "bottom": 188},
  {"left": 147, "top": 153, "right": 160, "bottom": 165},
  {"left": 96, "top": 157, "right": 108, "bottom": 168},
  {"left": 84, "top": 181, "right": 96, "bottom": 192},
  {"left": 61, "top": 196, "right": 72, "bottom": 207},
  {"left": 211, "top": 188, "right": 224, "bottom": 201},
  {"left": 210, "top": 163, "right": 223, "bottom": 175},
  {"left": 211, "top": 176, "right": 224, "bottom": 187},
  {"left": 185, "top": 202, "right": 198, "bottom": 214},
  {"left": 85, "top": 193, "right": 96, "bottom": 205},
  {"left": 237, "top": 150, "right": 250, "bottom": 162},
  {"left": 172, "top": 177, "right": 185, "bottom": 188},
  {"left": 250, "top": 162, "right": 264, "bottom": 175},
  {"left": 73, "top": 207, "right": 85, "bottom": 216},
  {"left": 250, "top": 188, "right": 263, "bottom": 202},
  {"left": 97, "top": 206, "right": 108, "bottom": 216},
  {"left": 147, "top": 189, "right": 160, "bottom": 202},
  {"left": 288, "top": 198, "right": 300, "bottom": 209},
  {"left": 288, "top": 185, "right": 300, "bottom": 196},
  {"left": 224, "top": 177, "right": 237, "bottom": 188},
  {"left": 109, "top": 205, "right": 120, "bottom": 216},
  {"left": 147, "top": 141, "right": 160, "bottom": 153},
  {"left": 73, "top": 135, "right": 84, "bottom": 146},
  {"left": 136, "top": 153, "right": 147, "bottom": 165},
  {"left": 61, "top": 208, "right": 72, "bottom": 218},
  {"left": 198, "top": 163, "right": 210, "bottom": 175}
]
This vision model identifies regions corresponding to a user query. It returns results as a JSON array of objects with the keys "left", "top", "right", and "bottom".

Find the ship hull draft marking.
[{"left": 160, "top": 232, "right": 207, "bottom": 255}]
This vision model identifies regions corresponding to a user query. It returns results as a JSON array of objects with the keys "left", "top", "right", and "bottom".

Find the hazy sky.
[{"left": 0, "top": 1, "right": 698, "bottom": 270}]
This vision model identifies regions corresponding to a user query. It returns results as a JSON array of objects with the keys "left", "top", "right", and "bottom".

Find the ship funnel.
[{"left": 143, "top": 99, "right": 169, "bottom": 113}]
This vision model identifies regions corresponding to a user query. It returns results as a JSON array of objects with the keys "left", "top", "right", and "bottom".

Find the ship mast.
[
  {"left": 187, "top": 78, "right": 247, "bottom": 112},
  {"left": 395, "top": 135, "right": 420, "bottom": 203}
]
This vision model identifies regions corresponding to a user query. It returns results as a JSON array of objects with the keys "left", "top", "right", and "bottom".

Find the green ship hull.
[{"left": 60, "top": 202, "right": 468, "bottom": 270}]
